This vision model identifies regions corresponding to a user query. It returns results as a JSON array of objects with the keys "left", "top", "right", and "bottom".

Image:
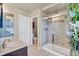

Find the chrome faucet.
[{"left": 2, "top": 39, "right": 10, "bottom": 49}]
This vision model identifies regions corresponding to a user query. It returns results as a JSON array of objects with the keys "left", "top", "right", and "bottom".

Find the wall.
[{"left": 3, "top": 4, "right": 29, "bottom": 41}]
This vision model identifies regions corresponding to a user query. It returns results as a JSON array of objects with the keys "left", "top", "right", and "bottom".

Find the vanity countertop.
[{"left": 0, "top": 40, "right": 28, "bottom": 56}]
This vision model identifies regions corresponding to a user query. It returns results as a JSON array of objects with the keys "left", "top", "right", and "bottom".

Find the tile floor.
[{"left": 28, "top": 44, "right": 55, "bottom": 56}]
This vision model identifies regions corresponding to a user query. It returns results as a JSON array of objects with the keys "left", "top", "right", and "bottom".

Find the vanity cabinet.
[{"left": 3, "top": 46, "right": 28, "bottom": 56}]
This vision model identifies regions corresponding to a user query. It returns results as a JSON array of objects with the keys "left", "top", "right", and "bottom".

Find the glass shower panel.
[{"left": 52, "top": 15, "right": 70, "bottom": 49}]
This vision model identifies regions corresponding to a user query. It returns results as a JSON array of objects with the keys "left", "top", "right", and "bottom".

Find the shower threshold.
[{"left": 42, "top": 43, "right": 70, "bottom": 56}]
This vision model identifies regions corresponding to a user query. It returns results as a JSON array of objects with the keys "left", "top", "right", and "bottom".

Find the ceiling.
[
  {"left": 5, "top": 3, "right": 52, "bottom": 13},
  {"left": 42, "top": 3, "right": 67, "bottom": 15},
  {"left": 5, "top": 3, "right": 67, "bottom": 15}
]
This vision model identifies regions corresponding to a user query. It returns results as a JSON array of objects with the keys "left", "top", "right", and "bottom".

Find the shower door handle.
[{"left": 52, "top": 34, "right": 54, "bottom": 44}]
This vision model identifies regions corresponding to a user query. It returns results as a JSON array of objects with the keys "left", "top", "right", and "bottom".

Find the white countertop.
[{"left": 0, "top": 40, "right": 28, "bottom": 56}]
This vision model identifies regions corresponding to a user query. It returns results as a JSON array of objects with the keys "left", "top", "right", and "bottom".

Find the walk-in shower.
[{"left": 42, "top": 13, "right": 70, "bottom": 56}]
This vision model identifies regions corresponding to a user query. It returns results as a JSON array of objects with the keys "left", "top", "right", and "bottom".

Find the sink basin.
[{"left": 6, "top": 42, "right": 20, "bottom": 48}]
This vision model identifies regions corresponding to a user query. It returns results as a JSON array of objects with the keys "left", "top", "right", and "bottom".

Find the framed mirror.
[{"left": 4, "top": 13, "right": 14, "bottom": 38}]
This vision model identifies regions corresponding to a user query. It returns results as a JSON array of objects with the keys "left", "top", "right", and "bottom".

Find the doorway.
[{"left": 32, "top": 17, "right": 38, "bottom": 47}]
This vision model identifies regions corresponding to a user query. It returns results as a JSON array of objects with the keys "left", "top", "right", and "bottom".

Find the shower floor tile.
[{"left": 42, "top": 43, "right": 70, "bottom": 56}]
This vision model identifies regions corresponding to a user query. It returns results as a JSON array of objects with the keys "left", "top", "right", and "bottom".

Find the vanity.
[
  {"left": 3, "top": 46, "right": 27, "bottom": 56},
  {"left": 0, "top": 40, "right": 28, "bottom": 56}
]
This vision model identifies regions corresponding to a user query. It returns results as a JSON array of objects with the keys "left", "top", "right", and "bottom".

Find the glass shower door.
[{"left": 52, "top": 15, "right": 70, "bottom": 55}]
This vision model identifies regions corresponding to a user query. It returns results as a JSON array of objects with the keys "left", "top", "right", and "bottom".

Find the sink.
[{"left": 6, "top": 42, "right": 20, "bottom": 48}]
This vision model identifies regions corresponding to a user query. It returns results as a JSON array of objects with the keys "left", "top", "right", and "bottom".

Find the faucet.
[{"left": 2, "top": 39, "right": 10, "bottom": 49}]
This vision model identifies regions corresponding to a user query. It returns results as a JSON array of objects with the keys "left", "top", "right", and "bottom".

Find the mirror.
[{"left": 4, "top": 13, "right": 14, "bottom": 38}]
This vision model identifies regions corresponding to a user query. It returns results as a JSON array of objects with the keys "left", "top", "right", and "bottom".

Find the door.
[{"left": 18, "top": 15, "right": 31, "bottom": 44}]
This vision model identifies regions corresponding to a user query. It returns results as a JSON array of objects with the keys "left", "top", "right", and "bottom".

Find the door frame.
[{"left": 31, "top": 15, "right": 40, "bottom": 47}]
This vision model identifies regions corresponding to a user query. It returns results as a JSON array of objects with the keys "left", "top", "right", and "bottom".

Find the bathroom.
[{"left": 0, "top": 3, "right": 79, "bottom": 56}]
